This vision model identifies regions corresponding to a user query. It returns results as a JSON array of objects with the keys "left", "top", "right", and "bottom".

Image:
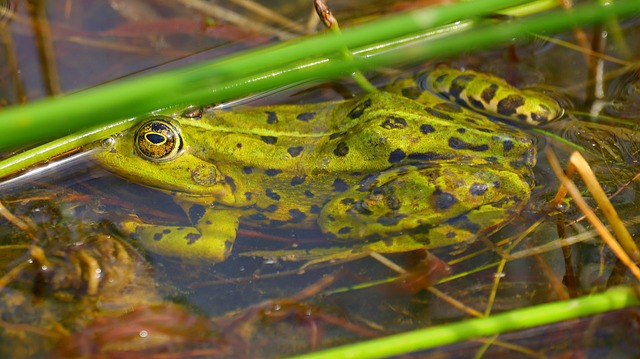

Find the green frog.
[{"left": 93, "top": 67, "right": 562, "bottom": 263}]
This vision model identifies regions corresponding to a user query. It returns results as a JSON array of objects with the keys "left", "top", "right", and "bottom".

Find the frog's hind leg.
[
  {"left": 120, "top": 202, "right": 240, "bottom": 263},
  {"left": 318, "top": 165, "right": 530, "bottom": 249}
]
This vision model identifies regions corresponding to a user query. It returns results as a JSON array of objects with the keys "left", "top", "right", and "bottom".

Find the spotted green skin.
[
  {"left": 94, "top": 68, "right": 558, "bottom": 262},
  {"left": 426, "top": 67, "right": 563, "bottom": 125}
]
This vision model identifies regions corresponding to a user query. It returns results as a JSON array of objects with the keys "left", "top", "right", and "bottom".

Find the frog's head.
[{"left": 94, "top": 116, "right": 231, "bottom": 198}]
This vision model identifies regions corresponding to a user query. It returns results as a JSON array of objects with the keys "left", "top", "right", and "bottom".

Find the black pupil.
[{"left": 146, "top": 133, "right": 165, "bottom": 144}]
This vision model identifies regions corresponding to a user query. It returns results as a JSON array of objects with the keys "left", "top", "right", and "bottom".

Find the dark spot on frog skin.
[
  {"left": 481, "top": 84, "right": 498, "bottom": 103},
  {"left": 448, "top": 137, "right": 489, "bottom": 152},
  {"left": 338, "top": 227, "right": 352, "bottom": 235},
  {"left": 250, "top": 213, "right": 268, "bottom": 221},
  {"left": 358, "top": 173, "right": 381, "bottom": 191},
  {"left": 446, "top": 231, "right": 456, "bottom": 238},
  {"left": 503, "top": 140, "right": 514, "bottom": 152},
  {"left": 296, "top": 112, "right": 316, "bottom": 121},
  {"left": 287, "top": 146, "right": 304, "bottom": 157},
  {"left": 332, "top": 178, "right": 349, "bottom": 192},
  {"left": 348, "top": 98, "right": 372, "bottom": 119},
  {"left": 457, "top": 128, "right": 466, "bottom": 134},
  {"left": 291, "top": 176, "right": 306, "bottom": 186},
  {"left": 153, "top": 232, "right": 163, "bottom": 241},
  {"left": 425, "top": 107, "right": 453, "bottom": 120},
  {"left": 380, "top": 116, "right": 408, "bottom": 129},
  {"left": 265, "top": 188, "right": 281, "bottom": 201},
  {"left": 237, "top": 143, "right": 242, "bottom": 149},
  {"left": 163, "top": 229, "right": 171, "bottom": 234},
  {"left": 288, "top": 209, "right": 307, "bottom": 223},
  {"left": 333, "top": 142, "right": 349, "bottom": 157},
  {"left": 412, "top": 222, "right": 435, "bottom": 236},
  {"left": 493, "top": 181, "right": 501, "bottom": 189},
  {"left": 449, "top": 74, "right": 476, "bottom": 99},
  {"left": 408, "top": 152, "right": 453, "bottom": 161},
  {"left": 517, "top": 114, "right": 528, "bottom": 121},
  {"left": 224, "top": 176, "right": 236, "bottom": 193},
  {"left": 188, "top": 204, "right": 206, "bottom": 225},
  {"left": 310, "top": 205, "right": 321, "bottom": 213},
  {"left": 433, "top": 189, "right": 458, "bottom": 210},
  {"left": 401, "top": 86, "right": 422, "bottom": 99},
  {"left": 469, "top": 183, "right": 488, "bottom": 196},
  {"left": 377, "top": 214, "right": 407, "bottom": 226},
  {"left": 420, "top": 124, "right": 435, "bottom": 134},
  {"left": 261, "top": 136, "right": 278, "bottom": 145},
  {"left": 448, "top": 215, "right": 481, "bottom": 233},
  {"left": 265, "top": 111, "right": 278, "bottom": 124},
  {"left": 530, "top": 112, "right": 549, "bottom": 123},
  {"left": 353, "top": 201, "right": 374, "bottom": 216},
  {"left": 265, "top": 169, "right": 282, "bottom": 176},
  {"left": 388, "top": 149, "right": 407, "bottom": 163},
  {"left": 304, "top": 190, "right": 315, "bottom": 198},
  {"left": 242, "top": 166, "right": 253, "bottom": 174},
  {"left": 468, "top": 98, "right": 485, "bottom": 110},
  {"left": 497, "top": 95, "right": 525, "bottom": 117},
  {"left": 184, "top": 232, "right": 201, "bottom": 245},
  {"left": 454, "top": 98, "right": 469, "bottom": 108},
  {"left": 245, "top": 192, "right": 252, "bottom": 200}
]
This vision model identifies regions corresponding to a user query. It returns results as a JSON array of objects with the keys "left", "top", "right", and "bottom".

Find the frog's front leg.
[
  {"left": 319, "top": 165, "right": 530, "bottom": 249},
  {"left": 121, "top": 199, "right": 239, "bottom": 262}
]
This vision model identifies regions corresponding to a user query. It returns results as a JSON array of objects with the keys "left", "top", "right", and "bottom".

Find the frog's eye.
[{"left": 135, "top": 118, "right": 182, "bottom": 161}]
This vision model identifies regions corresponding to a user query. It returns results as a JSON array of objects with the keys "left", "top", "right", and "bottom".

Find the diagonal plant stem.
[
  {"left": 286, "top": 286, "right": 640, "bottom": 359},
  {"left": 0, "top": 0, "right": 541, "bottom": 151},
  {"left": 0, "top": 0, "right": 637, "bottom": 180}
]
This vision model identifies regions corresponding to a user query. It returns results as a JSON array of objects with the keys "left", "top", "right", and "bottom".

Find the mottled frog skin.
[{"left": 94, "top": 67, "right": 562, "bottom": 262}]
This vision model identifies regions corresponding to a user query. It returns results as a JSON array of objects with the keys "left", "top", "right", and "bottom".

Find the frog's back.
[{"left": 183, "top": 91, "right": 535, "bottom": 177}]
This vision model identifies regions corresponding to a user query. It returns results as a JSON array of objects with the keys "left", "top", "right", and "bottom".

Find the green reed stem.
[
  {"left": 288, "top": 286, "right": 640, "bottom": 359},
  {"left": 0, "top": 0, "right": 540, "bottom": 151},
  {"left": 0, "top": 0, "right": 637, "bottom": 179}
]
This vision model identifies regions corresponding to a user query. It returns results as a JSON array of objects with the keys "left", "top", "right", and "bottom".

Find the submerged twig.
[
  {"left": 27, "top": 0, "right": 61, "bottom": 95},
  {"left": 230, "top": 0, "right": 307, "bottom": 34},
  {"left": 546, "top": 149, "right": 640, "bottom": 281},
  {"left": 177, "top": 0, "right": 297, "bottom": 39},
  {"left": 0, "top": 200, "right": 37, "bottom": 242}
]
